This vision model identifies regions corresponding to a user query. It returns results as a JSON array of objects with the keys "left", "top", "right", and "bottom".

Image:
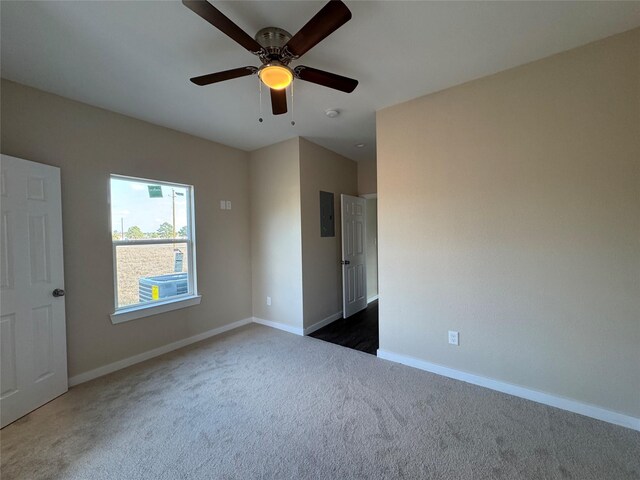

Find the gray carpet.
[{"left": 1, "top": 324, "right": 638, "bottom": 480}]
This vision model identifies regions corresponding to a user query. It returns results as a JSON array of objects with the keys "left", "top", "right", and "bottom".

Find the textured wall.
[
  {"left": 299, "top": 138, "right": 357, "bottom": 328},
  {"left": 357, "top": 157, "right": 377, "bottom": 195},
  {"left": 1, "top": 79, "right": 252, "bottom": 378},
  {"left": 249, "top": 138, "right": 304, "bottom": 329},
  {"left": 377, "top": 29, "right": 640, "bottom": 416}
]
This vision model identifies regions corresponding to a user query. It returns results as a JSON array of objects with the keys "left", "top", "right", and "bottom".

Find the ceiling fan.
[{"left": 183, "top": 0, "right": 358, "bottom": 116}]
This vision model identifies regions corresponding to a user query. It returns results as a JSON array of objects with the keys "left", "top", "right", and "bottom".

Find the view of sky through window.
[{"left": 110, "top": 177, "right": 188, "bottom": 239}]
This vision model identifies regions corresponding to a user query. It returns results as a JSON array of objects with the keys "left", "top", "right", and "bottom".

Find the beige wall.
[
  {"left": 365, "top": 198, "right": 378, "bottom": 301},
  {"left": 250, "top": 138, "right": 304, "bottom": 328},
  {"left": 1, "top": 79, "right": 252, "bottom": 378},
  {"left": 250, "top": 137, "right": 357, "bottom": 330},
  {"left": 299, "top": 138, "right": 357, "bottom": 328},
  {"left": 377, "top": 29, "right": 640, "bottom": 417},
  {"left": 357, "top": 157, "right": 377, "bottom": 195}
]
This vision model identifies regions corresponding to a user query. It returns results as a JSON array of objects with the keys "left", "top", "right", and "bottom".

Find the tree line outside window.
[{"left": 112, "top": 222, "right": 187, "bottom": 241}]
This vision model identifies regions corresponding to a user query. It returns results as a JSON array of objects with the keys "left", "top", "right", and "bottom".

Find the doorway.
[
  {"left": 310, "top": 195, "right": 378, "bottom": 354},
  {"left": 309, "top": 299, "right": 378, "bottom": 354}
]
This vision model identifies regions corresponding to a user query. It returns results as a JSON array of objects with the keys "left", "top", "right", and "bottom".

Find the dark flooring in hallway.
[{"left": 309, "top": 300, "right": 378, "bottom": 355}]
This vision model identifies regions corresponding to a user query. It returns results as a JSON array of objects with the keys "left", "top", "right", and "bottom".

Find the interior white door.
[
  {"left": 341, "top": 194, "right": 367, "bottom": 318},
  {"left": 1, "top": 154, "right": 68, "bottom": 428}
]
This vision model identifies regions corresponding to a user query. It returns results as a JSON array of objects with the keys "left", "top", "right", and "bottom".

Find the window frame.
[{"left": 108, "top": 174, "right": 199, "bottom": 323}]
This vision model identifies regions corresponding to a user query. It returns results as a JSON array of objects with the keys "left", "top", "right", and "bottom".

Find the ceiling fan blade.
[
  {"left": 284, "top": 0, "right": 352, "bottom": 57},
  {"left": 182, "top": 0, "right": 263, "bottom": 54},
  {"left": 190, "top": 67, "right": 257, "bottom": 86},
  {"left": 270, "top": 88, "right": 287, "bottom": 115},
  {"left": 294, "top": 66, "right": 358, "bottom": 93}
]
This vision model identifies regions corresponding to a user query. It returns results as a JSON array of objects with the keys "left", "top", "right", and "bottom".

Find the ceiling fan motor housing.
[{"left": 255, "top": 27, "right": 293, "bottom": 63}]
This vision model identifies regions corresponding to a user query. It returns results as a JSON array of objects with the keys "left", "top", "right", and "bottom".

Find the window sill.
[{"left": 110, "top": 295, "right": 202, "bottom": 324}]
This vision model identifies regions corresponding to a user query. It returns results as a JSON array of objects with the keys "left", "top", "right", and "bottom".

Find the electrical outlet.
[
  {"left": 266, "top": 296, "right": 271, "bottom": 306},
  {"left": 226, "top": 200, "right": 232, "bottom": 210},
  {"left": 448, "top": 331, "right": 459, "bottom": 346},
  {"left": 220, "top": 200, "right": 226, "bottom": 210}
]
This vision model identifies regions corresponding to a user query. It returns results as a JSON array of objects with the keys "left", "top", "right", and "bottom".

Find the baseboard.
[
  {"left": 252, "top": 317, "right": 304, "bottom": 336},
  {"left": 303, "top": 311, "right": 342, "bottom": 335},
  {"left": 376, "top": 349, "right": 640, "bottom": 432},
  {"left": 367, "top": 295, "right": 379, "bottom": 304},
  {"left": 69, "top": 317, "right": 253, "bottom": 386}
]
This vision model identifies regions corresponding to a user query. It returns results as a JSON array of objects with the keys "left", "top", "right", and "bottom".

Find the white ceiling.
[{"left": 2, "top": 1, "right": 639, "bottom": 162}]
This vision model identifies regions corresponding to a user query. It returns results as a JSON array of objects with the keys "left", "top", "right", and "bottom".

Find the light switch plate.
[
  {"left": 226, "top": 200, "right": 232, "bottom": 210},
  {"left": 220, "top": 200, "right": 226, "bottom": 210}
]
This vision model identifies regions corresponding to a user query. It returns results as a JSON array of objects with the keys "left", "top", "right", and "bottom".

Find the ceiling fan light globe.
[{"left": 259, "top": 64, "right": 293, "bottom": 90}]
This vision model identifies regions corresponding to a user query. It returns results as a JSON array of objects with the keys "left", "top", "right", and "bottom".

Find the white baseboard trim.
[
  {"left": 252, "top": 317, "right": 304, "bottom": 336},
  {"left": 303, "top": 312, "right": 342, "bottom": 335},
  {"left": 377, "top": 349, "right": 640, "bottom": 432},
  {"left": 69, "top": 317, "right": 253, "bottom": 387},
  {"left": 367, "top": 295, "right": 379, "bottom": 304}
]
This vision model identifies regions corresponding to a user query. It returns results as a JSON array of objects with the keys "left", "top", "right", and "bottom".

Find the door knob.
[
  {"left": 341, "top": 260, "right": 350, "bottom": 265},
  {"left": 52, "top": 289, "right": 65, "bottom": 297}
]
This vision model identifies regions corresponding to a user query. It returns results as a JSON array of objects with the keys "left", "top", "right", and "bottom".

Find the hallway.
[{"left": 309, "top": 300, "right": 378, "bottom": 355}]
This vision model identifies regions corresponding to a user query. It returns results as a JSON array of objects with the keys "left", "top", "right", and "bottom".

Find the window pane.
[
  {"left": 115, "top": 243, "right": 189, "bottom": 308},
  {"left": 110, "top": 175, "right": 195, "bottom": 312},
  {"left": 110, "top": 177, "right": 189, "bottom": 241}
]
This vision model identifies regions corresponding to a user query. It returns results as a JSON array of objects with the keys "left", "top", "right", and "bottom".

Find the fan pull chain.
[
  {"left": 290, "top": 82, "right": 295, "bottom": 126},
  {"left": 258, "top": 77, "right": 263, "bottom": 123}
]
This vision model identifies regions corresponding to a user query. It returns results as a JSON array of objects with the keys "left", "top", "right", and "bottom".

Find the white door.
[
  {"left": 341, "top": 194, "right": 367, "bottom": 318},
  {"left": 1, "top": 155, "right": 68, "bottom": 428}
]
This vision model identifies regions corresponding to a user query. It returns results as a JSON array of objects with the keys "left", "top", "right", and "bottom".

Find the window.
[{"left": 109, "top": 175, "right": 199, "bottom": 322}]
